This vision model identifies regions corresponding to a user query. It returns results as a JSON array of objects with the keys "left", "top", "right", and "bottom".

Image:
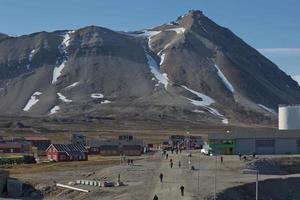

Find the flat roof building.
[{"left": 208, "top": 128, "right": 300, "bottom": 155}]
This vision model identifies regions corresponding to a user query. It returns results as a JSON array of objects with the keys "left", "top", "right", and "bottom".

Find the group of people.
[
  {"left": 238, "top": 152, "right": 256, "bottom": 161},
  {"left": 127, "top": 159, "right": 134, "bottom": 165},
  {"left": 169, "top": 158, "right": 181, "bottom": 169},
  {"left": 154, "top": 174, "right": 185, "bottom": 200},
  {"left": 153, "top": 185, "right": 184, "bottom": 200},
  {"left": 154, "top": 149, "right": 185, "bottom": 199}
]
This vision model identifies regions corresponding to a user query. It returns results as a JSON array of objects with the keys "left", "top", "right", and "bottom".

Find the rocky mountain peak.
[{"left": 0, "top": 11, "right": 299, "bottom": 126}]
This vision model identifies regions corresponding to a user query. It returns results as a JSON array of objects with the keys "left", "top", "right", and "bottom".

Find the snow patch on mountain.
[
  {"left": 101, "top": 100, "right": 112, "bottom": 104},
  {"left": 160, "top": 53, "right": 166, "bottom": 65},
  {"left": 23, "top": 91, "right": 42, "bottom": 111},
  {"left": 49, "top": 105, "right": 60, "bottom": 115},
  {"left": 52, "top": 31, "right": 74, "bottom": 84},
  {"left": 91, "top": 93, "right": 104, "bottom": 99},
  {"left": 26, "top": 49, "right": 37, "bottom": 70},
  {"left": 258, "top": 104, "right": 276, "bottom": 113},
  {"left": 222, "top": 118, "right": 229, "bottom": 124},
  {"left": 52, "top": 62, "right": 66, "bottom": 84},
  {"left": 165, "top": 27, "right": 185, "bottom": 34},
  {"left": 130, "top": 30, "right": 161, "bottom": 50},
  {"left": 57, "top": 92, "right": 72, "bottom": 103},
  {"left": 61, "top": 30, "right": 75, "bottom": 48},
  {"left": 214, "top": 64, "right": 234, "bottom": 93},
  {"left": 28, "top": 49, "right": 36, "bottom": 62},
  {"left": 181, "top": 85, "right": 229, "bottom": 124},
  {"left": 145, "top": 52, "right": 169, "bottom": 89},
  {"left": 181, "top": 85, "right": 215, "bottom": 106},
  {"left": 193, "top": 109, "right": 204, "bottom": 113},
  {"left": 66, "top": 82, "right": 79, "bottom": 89}
]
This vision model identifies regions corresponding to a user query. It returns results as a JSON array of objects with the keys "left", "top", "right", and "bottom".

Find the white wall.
[{"left": 279, "top": 105, "right": 300, "bottom": 130}]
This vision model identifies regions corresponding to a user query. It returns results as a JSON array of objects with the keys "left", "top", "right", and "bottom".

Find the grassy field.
[{"left": 1, "top": 155, "right": 120, "bottom": 175}]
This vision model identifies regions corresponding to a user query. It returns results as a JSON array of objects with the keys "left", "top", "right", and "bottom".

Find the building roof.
[
  {"left": 47, "top": 144, "right": 88, "bottom": 155},
  {"left": 208, "top": 128, "right": 300, "bottom": 140},
  {"left": 24, "top": 136, "right": 50, "bottom": 141},
  {"left": 90, "top": 138, "right": 143, "bottom": 147},
  {"left": 90, "top": 139, "right": 119, "bottom": 147},
  {"left": 0, "top": 143, "right": 22, "bottom": 149}
]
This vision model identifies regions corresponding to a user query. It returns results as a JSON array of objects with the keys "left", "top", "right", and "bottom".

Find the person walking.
[
  {"left": 159, "top": 173, "right": 163, "bottom": 183},
  {"left": 180, "top": 185, "right": 185, "bottom": 196},
  {"left": 178, "top": 161, "right": 181, "bottom": 168},
  {"left": 153, "top": 194, "right": 159, "bottom": 200},
  {"left": 166, "top": 153, "right": 169, "bottom": 159},
  {"left": 170, "top": 161, "right": 173, "bottom": 168},
  {"left": 220, "top": 156, "right": 223, "bottom": 163}
]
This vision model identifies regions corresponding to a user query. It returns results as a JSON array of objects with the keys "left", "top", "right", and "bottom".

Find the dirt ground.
[{"left": 4, "top": 151, "right": 300, "bottom": 200}]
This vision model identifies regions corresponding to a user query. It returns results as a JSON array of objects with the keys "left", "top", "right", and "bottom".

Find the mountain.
[
  {"left": 0, "top": 10, "right": 299, "bottom": 126},
  {"left": 292, "top": 75, "right": 300, "bottom": 86},
  {"left": 0, "top": 33, "right": 8, "bottom": 40}
]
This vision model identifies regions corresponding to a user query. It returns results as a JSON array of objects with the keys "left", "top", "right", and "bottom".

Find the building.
[
  {"left": 71, "top": 133, "right": 86, "bottom": 146},
  {"left": 0, "top": 143, "right": 23, "bottom": 153},
  {"left": 168, "top": 135, "right": 203, "bottom": 149},
  {"left": 0, "top": 141, "right": 32, "bottom": 153},
  {"left": 89, "top": 136, "right": 144, "bottom": 156},
  {"left": 46, "top": 144, "right": 88, "bottom": 162},
  {"left": 24, "top": 136, "right": 51, "bottom": 155},
  {"left": 89, "top": 140, "right": 120, "bottom": 156},
  {"left": 169, "top": 135, "right": 185, "bottom": 147},
  {"left": 208, "top": 128, "right": 300, "bottom": 155},
  {"left": 120, "top": 140, "right": 143, "bottom": 156},
  {"left": 119, "top": 135, "right": 134, "bottom": 141}
]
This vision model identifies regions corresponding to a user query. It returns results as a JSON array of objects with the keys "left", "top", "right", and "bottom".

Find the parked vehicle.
[{"left": 201, "top": 143, "right": 213, "bottom": 156}]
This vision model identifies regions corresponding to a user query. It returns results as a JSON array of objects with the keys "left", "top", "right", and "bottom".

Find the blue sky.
[{"left": 1, "top": 0, "right": 299, "bottom": 75}]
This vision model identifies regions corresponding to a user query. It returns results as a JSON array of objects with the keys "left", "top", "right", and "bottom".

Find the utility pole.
[
  {"left": 214, "top": 155, "right": 217, "bottom": 200},
  {"left": 198, "top": 150, "right": 200, "bottom": 199},
  {"left": 256, "top": 171, "right": 258, "bottom": 200}
]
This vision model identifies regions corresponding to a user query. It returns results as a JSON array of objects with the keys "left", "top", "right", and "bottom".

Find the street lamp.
[{"left": 242, "top": 169, "right": 259, "bottom": 200}]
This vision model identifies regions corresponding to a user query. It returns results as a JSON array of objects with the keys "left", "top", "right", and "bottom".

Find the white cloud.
[
  {"left": 257, "top": 48, "right": 300, "bottom": 55},
  {"left": 292, "top": 75, "right": 300, "bottom": 86}
]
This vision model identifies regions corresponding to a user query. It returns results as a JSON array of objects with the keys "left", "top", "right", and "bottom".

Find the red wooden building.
[{"left": 46, "top": 144, "right": 88, "bottom": 162}]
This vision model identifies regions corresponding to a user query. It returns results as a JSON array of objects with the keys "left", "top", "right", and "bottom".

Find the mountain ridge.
[{"left": 0, "top": 10, "right": 299, "bottom": 126}]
